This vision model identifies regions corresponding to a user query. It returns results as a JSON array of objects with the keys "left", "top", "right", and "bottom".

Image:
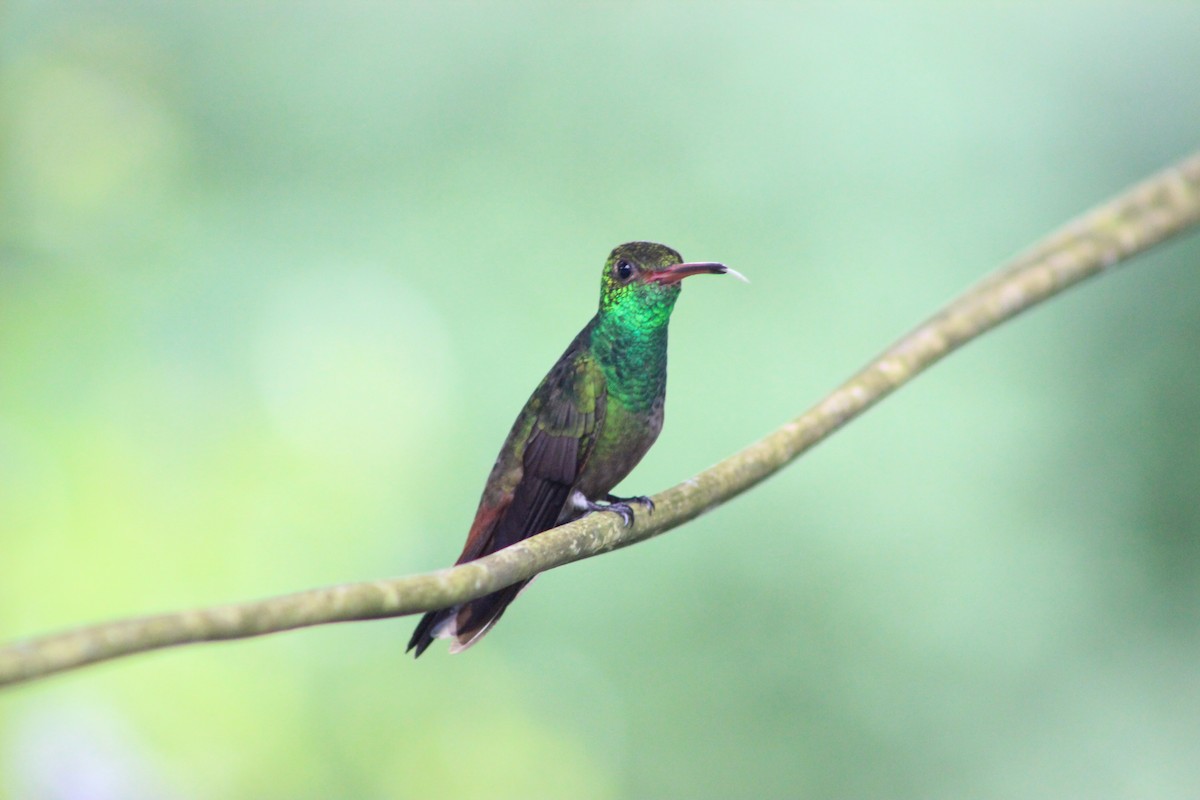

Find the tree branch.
[{"left": 3, "top": 152, "right": 1199, "bottom": 689}]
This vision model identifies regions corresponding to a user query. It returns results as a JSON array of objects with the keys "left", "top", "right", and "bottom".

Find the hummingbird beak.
[{"left": 650, "top": 261, "right": 734, "bottom": 285}]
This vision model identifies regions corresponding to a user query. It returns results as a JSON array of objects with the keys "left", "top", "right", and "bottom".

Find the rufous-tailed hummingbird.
[{"left": 408, "top": 242, "right": 740, "bottom": 656}]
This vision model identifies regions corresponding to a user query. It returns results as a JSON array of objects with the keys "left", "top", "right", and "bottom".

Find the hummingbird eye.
[{"left": 615, "top": 260, "right": 635, "bottom": 281}]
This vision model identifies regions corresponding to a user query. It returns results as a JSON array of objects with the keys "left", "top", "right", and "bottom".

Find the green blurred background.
[{"left": 2, "top": 2, "right": 1200, "bottom": 798}]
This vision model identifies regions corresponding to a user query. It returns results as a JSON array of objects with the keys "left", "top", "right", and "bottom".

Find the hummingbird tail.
[
  {"left": 406, "top": 581, "right": 529, "bottom": 657},
  {"left": 406, "top": 608, "right": 450, "bottom": 658}
]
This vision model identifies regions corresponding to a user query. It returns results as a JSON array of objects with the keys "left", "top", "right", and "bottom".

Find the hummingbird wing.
[
  {"left": 455, "top": 350, "right": 607, "bottom": 562},
  {"left": 488, "top": 358, "right": 607, "bottom": 550},
  {"left": 407, "top": 348, "right": 607, "bottom": 655}
]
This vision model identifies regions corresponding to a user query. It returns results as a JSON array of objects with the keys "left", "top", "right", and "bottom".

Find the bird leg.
[
  {"left": 605, "top": 493, "right": 655, "bottom": 514},
  {"left": 575, "top": 492, "right": 654, "bottom": 527},
  {"left": 583, "top": 497, "right": 635, "bottom": 526}
]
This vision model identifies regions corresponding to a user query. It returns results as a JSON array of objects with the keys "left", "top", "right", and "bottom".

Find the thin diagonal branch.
[{"left": 3, "top": 152, "right": 1199, "bottom": 689}]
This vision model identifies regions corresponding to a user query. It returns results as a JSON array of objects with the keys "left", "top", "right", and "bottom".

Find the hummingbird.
[{"left": 408, "top": 242, "right": 738, "bottom": 656}]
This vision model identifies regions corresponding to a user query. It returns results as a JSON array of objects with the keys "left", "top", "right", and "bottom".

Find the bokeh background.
[{"left": 2, "top": 2, "right": 1200, "bottom": 798}]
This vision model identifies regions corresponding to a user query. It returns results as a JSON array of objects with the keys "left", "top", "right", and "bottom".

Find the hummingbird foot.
[
  {"left": 580, "top": 496, "right": 639, "bottom": 527},
  {"left": 604, "top": 493, "right": 655, "bottom": 515}
]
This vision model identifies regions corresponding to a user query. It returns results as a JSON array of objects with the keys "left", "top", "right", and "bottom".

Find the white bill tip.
[{"left": 723, "top": 266, "right": 750, "bottom": 284}]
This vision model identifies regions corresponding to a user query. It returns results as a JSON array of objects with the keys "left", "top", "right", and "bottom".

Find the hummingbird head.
[{"left": 598, "top": 242, "right": 729, "bottom": 327}]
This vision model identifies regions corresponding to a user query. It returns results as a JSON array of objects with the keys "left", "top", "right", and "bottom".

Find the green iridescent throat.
[{"left": 590, "top": 291, "right": 678, "bottom": 412}]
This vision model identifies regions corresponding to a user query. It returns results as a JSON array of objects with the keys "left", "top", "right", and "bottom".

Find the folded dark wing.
[{"left": 487, "top": 356, "right": 605, "bottom": 552}]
